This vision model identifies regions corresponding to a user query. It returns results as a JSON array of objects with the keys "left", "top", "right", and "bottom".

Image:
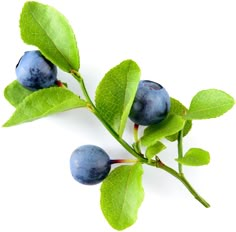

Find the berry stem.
[
  {"left": 110, "top": 159, "right": 138, "bottom": 164},
  {"left": 133, "top": 123, "right": 139, "bottom": 142},
  {"left": 55, "top": 80, "right": 66, "bottom": 88},
  {"left": 71, "top": 70, "right": 210, "bottom": 208},
  {"left": 133, "top": 124, "right": 142, "bottom": 154}
]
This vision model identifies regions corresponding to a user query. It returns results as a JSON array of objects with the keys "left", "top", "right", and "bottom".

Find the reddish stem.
[{"left": 110, "top": 159, "right": 138, "bottom": 164}]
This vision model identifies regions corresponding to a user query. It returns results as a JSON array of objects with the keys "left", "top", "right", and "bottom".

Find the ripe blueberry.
[
  {"left": 129, "top": 80, "right": 170, "bottom": 125},
  {"left": 70, "top": 145, "right": 111, "bottom": 185},
  {"left": 16, "top": 50, "right": 57, "bottom": 90}
]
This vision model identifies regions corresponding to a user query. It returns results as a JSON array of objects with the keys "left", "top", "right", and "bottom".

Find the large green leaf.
[
  {"left": 184, "top": 89, "right": 235, "bottom": 120},
  {"left": 4, "top": 80, "right": 33, "bottom": 107},
  {"left": 166, "top": 98, "right": 192, "bottom": 141},
  {"left": 20, "top": 1, "right": 79, "bottom": 72},
  {"left": 141, "top": 115, "right": 185, "bottom": 147},
  {"left": 3, "top": 87, "right": 86, "bottom": 127},
  {"left": 100, "top": 163, "right": 144, "bottom": 231},
  {"left": 175, "top": 148, "right": 210, "bottom": 166},
  {"left": 95, "top": 60, "right": 140, "bottom": 136}
]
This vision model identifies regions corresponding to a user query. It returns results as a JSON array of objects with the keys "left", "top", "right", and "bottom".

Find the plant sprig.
[{"left": 3, "top": 1, "right": 235, "bottom": 231}]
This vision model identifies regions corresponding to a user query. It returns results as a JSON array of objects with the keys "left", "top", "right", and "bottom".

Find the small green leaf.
[
  {"left": 169, "top": 98, "right": 188, "bottom": 116},
  {"left": 141, "top": 115, "right": 185, "bottom": 147},
  {"left": 100, "top": 163, "right": 144, "bottom": 231},
  {"left": 176, "top": 148, "right": 210, "bottom": 166},
  {"left": 20, "top": 1, "right": 79, "bottom": 72},
  {"left": 184, "top": 89, "right": 235, "bottom": 120},
  {"left": 166, "top": 98, "right": 192, "bottom": 141},
  {"left": 95, "top": 60, "right": 140, "bottom": 136},
  {"left": 3, "top": 87, "right": 86, "bottom": 127},
  {"left": 4, "top": 80, "right": 33, "bottom": 107},
  {"left": 145, "top": 141, "right": 166, "bottom": 161}
]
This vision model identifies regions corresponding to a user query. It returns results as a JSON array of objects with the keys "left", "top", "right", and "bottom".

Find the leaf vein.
[{"left": 28, "top": 4, "right": 73, "bottom": 69}]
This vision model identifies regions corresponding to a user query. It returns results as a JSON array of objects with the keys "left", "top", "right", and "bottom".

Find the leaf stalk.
[{"left": 177, "top": 129, "right": 184, "bottom": 175}]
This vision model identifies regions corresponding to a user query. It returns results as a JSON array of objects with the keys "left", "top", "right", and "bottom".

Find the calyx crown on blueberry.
[
  {"left": 16, "top": 50, "right": 57, "bottom": 91},
  {"left": 129, "top": 80, "right": 171, "bottom": 126}
]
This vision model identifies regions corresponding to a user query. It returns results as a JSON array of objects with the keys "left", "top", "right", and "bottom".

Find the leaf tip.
[{"left": 2, "top": 121, "right": 11, "bottom": 127}]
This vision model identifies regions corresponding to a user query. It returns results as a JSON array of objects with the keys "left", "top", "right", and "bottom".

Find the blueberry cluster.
[
  {"left": 15, "top": 51, "right": 171, "bottom": 185},
  {"left": 69, "top": 81, "right": 170, "bottom": 185}
]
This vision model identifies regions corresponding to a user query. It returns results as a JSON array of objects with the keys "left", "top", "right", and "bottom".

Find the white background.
[{"left": 0, "top": 0, "right": 236, "bottom": 231}]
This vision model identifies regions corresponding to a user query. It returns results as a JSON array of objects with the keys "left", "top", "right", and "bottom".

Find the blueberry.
[
  {"left": 129, "top": 80, "right": 170, "bottom": 125},
  {"left": 16, "top": 50, "right": 57, "bottom": 91},
  {"left": 70, "top": 145, "right": 111, "bottom": 185}
]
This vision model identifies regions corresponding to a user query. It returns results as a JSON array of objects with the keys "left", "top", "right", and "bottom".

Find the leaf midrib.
[
  {"left": 33, "top": 95, "right": 83, "bottom": 117},
  {"left": 187, "top": 101, "right": 233, "bottom": 116},
  {"left": 28, "top": 3, "right": 73, "bottom": 70},
  {"left": 119, "top": 62, "right": 137, "bottom": 135},
  {"left": 17, "top": 89, "right": 84, "bottom": 122},
  {"left": 117, "top": 165, "right": 136, "bottom": 225}
]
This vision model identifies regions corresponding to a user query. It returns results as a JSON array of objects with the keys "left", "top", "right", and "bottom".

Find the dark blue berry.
[
  {"left": 129, "top": 80, "right": 170, "bottom": 125},
  {"left": 16, "top": 50, "right": 57, "bottom": 91},
  {"left": 70, "top": 145, "right": 111, "bottom": 185}
]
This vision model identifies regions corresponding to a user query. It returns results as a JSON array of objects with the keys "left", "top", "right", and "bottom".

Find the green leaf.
[
  {"left": 4, "top": 80, "right": 33, "bottom": 107},
  {"left": 145, "top": 141, "right": 166, "bottom": 161},
  {"left": 184, "top": 89, "right": 235, "bottom": 120},
  {"left": 166, "top": 98, "right": 192, "bottom": 141},
  {"left": 95, "top": 60, "right": 140, "bottom": 136},
  {"left": 169, "top": 98, "right": 187, "bottom": 116},
  {"left": 20, "top": 1, "right": 79, "bottom": 72},
  {"left": 141, "top": 115, "right": 185, "bottom": 147},
  {"left": 176, "top": 148, "right": 210, "bottom": 166},
  {"left": 100, "top": 163, "right": 144, "bottom": 231},
  {"left": 3, "top": 87, "right": 86, "bottom": 127}
]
